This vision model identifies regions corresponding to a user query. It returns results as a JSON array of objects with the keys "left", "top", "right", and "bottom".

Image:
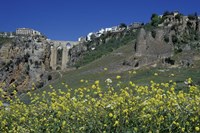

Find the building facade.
[{"left": 16, "top": 28, "right": 41, "bottom": 36}]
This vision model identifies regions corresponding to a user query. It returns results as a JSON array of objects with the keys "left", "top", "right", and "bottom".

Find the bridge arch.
[
  {"left": 56, "top": 46, "right": 63, "bottom": 65},
  {"left": 49, "top": 40, "right": 79, "bottom": 70}
]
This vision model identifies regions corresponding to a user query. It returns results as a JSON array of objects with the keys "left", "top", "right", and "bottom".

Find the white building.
[
  {"left": 16, "top": 28, "right": 41, "bottom": 36},
  {"left": 99, "top": 28, "right": 106, "bottom": 34},
  {"left": 111, "top": 26, "right": 119, "bottom": 32},
  {"left": 78, "top": 36, "right": 86, "bottom": 42},
  {"left": 173, "top": 11, "right": 179, "bottom": 16},
  {"left": 105, "top": 28, "right": 112, "bottom": 32},
  {"left": 105, "top": 26, "right": 119, "bottom": 32},
  {"left": 87, "top": 32, "right": 95, "bottom": 41}
]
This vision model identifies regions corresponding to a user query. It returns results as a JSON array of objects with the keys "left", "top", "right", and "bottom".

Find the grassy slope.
[
  {"left": 30, "top": 41, "right": 135, "bottom": 91},
  {"left": 20, "top": 42, "right": 200, "bottom": 102}
]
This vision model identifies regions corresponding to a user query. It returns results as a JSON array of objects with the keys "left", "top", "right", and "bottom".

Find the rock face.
[
  {"left": 68, "top": 43, "right": 87, "bottom": 66},
  {"left": 133, "top": 28, "right": 173, "bottom": 67},
  {"left": 135, "top": 28, "right": 173, "bottom": 58},
  {"left": 132, "top": 12, "right": 200, "bottom": 68},
  {"left": 0, "top": 35, "right": 51, "bottom": 93},
  {"left": 1, "top": 11, "right": 200, "bottom": 95}
]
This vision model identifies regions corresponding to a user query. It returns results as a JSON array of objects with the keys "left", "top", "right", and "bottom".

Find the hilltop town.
[
  {"left": 0, "top": 22, "right": 141, "bottom": 92},
  {"left": 0, "top": 11, "right": 200, "bottom": 95}
]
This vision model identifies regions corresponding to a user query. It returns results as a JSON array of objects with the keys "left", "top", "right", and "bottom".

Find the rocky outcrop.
[
  {"left": 129, "top": 28, "right": 174, "bottom": 68},
  {"left": 0, "top": 36, "right": 51, "bottom": 93},
  {"left": 132, "top": 12, "right": 200, "bottom": 68},
  {"left": 68, "top": 43, "right": 87, "bottom": 66},
  {"left": 135, "top": 28, "right": 173, "bottom": 59}
]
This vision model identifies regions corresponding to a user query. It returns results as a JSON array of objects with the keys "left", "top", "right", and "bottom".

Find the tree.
[
  {"left": 151, "top": 30, "right": 156, "bottom": 38},
  {"left": 172, "top": 35, "right": 178, "bottom": 44},
  {"left": 175, "top": 14, "right": 183, "bottom": 21},
  {"left": 119, "top": 23, "right": 127, "bottom": 28},
  {"left": 151, "top": 13, "right": 160, "bottom": 27},
  {"left": 164, "top": 35, "right": 170, "bottom": 43},
  {"left": 163, "top": 11, "right": 172, "bottom": 17},
  {"left": 188, "top": 14, "right": 196, "bottom": 20}
]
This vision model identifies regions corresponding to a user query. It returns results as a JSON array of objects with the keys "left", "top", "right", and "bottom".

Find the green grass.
[
  {"left": 20, "top": 42, "right": 200, "bottom": 103},
  {"left": 74, "top": 30, "right": 137, "bottom": 68}
]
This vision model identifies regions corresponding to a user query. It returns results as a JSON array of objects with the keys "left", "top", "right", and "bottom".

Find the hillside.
[
  {"left": 20, "top": 41, "right": 200, "bottom": 102},
  {"left": 41, "top": 11, "right": 200, "bottom": 91},
  {"left": 1, "top": 11, "right": 200, "bottom": 99},
  {"left": 1, "top": 11, "right": 200, "bottom": 133}
]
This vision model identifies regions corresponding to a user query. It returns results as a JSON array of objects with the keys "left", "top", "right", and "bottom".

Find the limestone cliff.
[
  {"left": 131, "top": 12, "right": 200, "bottom": 68},
  {"left": 0, "top": 36, "right": 51, "bottom": 94},
  {"left": 1, "top": 11, "right": 200, "bottom": 96}
]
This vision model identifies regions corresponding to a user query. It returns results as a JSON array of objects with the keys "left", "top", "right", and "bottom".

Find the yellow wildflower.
[
  {"left": 113, "top": 120, "right": 119, "bottom": 126},
  {"left": 116, "top": 75, "right": 121, "bottom": 79},
  {"left": 109, "top": 113, "right": 113, "bottom": 117},
  {"left": 195, "top": 127, "right": 199, "bottom": 131}
]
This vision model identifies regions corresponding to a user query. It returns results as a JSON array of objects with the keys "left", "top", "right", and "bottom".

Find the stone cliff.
[
  {"left": 1, "top": 11, "right": 200, "bottom": 96},
  {"left": 0, "top": 35, "right": 51, "bottom": 94},
  {"left": 130, "top": 12, "right": 200, "bottom": 68}
]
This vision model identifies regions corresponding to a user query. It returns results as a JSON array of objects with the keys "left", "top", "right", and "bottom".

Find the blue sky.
[{"left": 1, "top": 0, "right": 200, "bottom": 41}]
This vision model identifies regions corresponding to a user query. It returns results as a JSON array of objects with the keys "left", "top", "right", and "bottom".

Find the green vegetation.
[
  {"left": 1, "top": 73, "right": 200, "bottom": 132},
  {"left": 164, "top": 35, "right": 170, "bottom": 43},
  {"left": 74, "top": 30, "right": 138, "bottom": 68},
  {"left": 188, "top": 13, "right": 198, "bottom": 20},
  {"left": 175, "top": 13, "right": 183, "bottom": 21},
  {"left": 163, "top": 11, "right": 174, "bottom": 16},
  {"left": 151, "top": 13, "right": 162, "bottom": 27},
  {"left": 119, "top": 23, "right": 127, "bottom": 29},
  {"left": 0, "top": 37, "right": 12, "bottom": 47},
  {"left": 172, "top": 34, "right": 178, "bottom": 44},
  {"left": 1, "top": 11, "right": 200, "bottom": 132},
  {"left": 20, "top": 43, "right": 200, "bottom": 102},
  {"left": 151, "top": 30, "right": 156, "bottom": 38}
]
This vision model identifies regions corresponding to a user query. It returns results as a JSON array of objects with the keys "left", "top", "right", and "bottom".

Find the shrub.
[
  {"left": 163, "top": 11, "right": 173, "bottom": 16},
  {"left": 0, "top": 37, "right": 12, "bottom": 48},
  {"left": 119, "top": 23, "right": 127, "bottom": 29},
  {"left": 188, "top": 14, "right": 196, "bottom": 20},
  {"left": 151, "top": 13, "right": 161, "bottom": 27},
  {"left": 175, "top": 14, "right": 183, "bottom": 21},
  {"left": 172, "top": 35, "right": 178, "bottom": 44},
  {"left": 164, "top": 35, "right": 170, "bottom": 43},
  {"left": 151, "top": 30, "right": 156, "bottom": 38}
]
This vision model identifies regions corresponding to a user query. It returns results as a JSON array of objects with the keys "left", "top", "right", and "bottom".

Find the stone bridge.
[{"left": 49, "top": 40, "right": 79, "bottom": 70}]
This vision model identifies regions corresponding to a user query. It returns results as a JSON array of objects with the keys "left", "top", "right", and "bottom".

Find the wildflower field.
[{"left": 0, "top": 74, "right": 200, "bottom": 133}]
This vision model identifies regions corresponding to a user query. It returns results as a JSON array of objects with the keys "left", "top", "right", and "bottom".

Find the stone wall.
[{"left": 48, "top": 40, "right": 79, "bottom": 70}]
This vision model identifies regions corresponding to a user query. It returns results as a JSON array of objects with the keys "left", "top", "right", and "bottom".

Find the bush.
[
  {"left": 0, "top": 37, "right": 12, "bottom": 48},
  {"left": 175, "top": 14, "right": 183, "bottom": 21},
  {"left": 172, "top": 35, "right": 178, "bottom": 44},
  {"left": 151, "top": 30, "right": 156, "bottom": 38},
  {"left": 119, "top": 23, "right": 127, "bottom": 29},
  {"left": 48, "top": 75, "right": 52, "bottom": 81},
  {"left": 163, "top": 11, "right": 173, "bottom": 16},
  {"left": 174, "top": 48, "right": 182, "bottom": 54},
  {"left": 151, "top": 13, "right": 161, "bottom": 27},
  {"left": 164, "top": 35, "right": 169, "bottom": 43},
  {"left": 188, "top": 14, "right": 196, "bottom": 20}
]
